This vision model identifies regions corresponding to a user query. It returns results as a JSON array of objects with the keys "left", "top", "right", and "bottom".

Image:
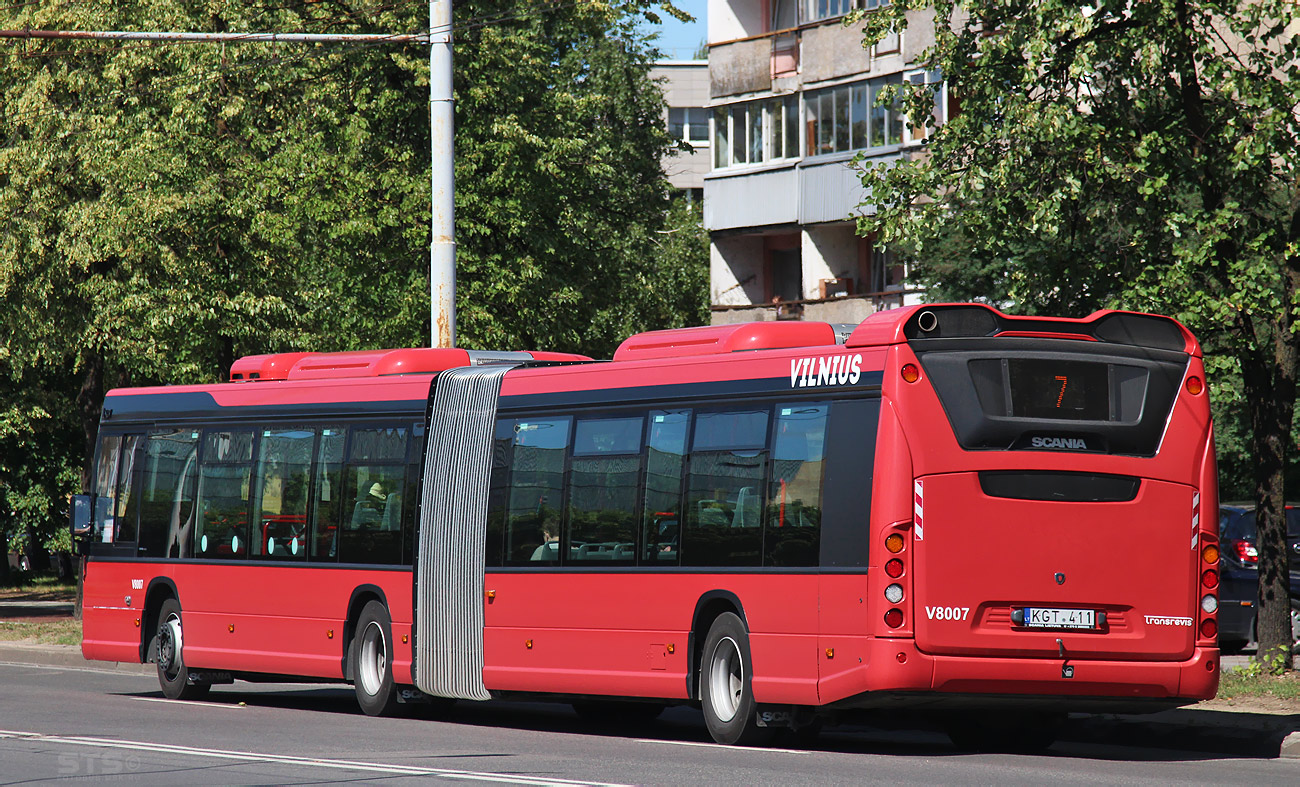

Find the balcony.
[{"left": 710, "top": 290, "right": 920, "bottom": 326}]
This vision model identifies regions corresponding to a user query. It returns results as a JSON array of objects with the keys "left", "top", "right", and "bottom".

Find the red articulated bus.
[{"left": 73, "top": 304, "right": 1219, "bottom": 750}]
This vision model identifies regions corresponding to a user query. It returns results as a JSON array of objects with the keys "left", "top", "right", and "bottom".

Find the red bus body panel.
[{"left": 82, "top": 306, "right": 1218, "bottom": 711}]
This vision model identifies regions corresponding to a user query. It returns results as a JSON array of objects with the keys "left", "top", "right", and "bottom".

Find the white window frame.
[
  {"left": 902, "top": 69, "right": 947, "bottom": 146},
  {"left": 712, "top": 98, "right": 802, "bottom": 170}
]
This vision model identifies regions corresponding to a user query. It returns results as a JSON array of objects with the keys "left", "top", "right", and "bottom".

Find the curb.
[
  {"left": 1282, "top": 731, "right": 1300, "bottom": 759},
  {"left": 1065, "top": 708, "right": 1300, "bottom": 759},
  {"left": 0, "top": 642, "right": 153, "bottom": 676}
]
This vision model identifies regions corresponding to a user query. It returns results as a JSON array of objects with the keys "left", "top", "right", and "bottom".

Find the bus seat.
[
  {"left": 698, "top": 501, "right": 728, "bottom": 527},
  {"left": 733, "top": 487, "right": 759, "bottom": 528},
  {"left": 382, "top": 493, "right": 401, "bottom": 530}
]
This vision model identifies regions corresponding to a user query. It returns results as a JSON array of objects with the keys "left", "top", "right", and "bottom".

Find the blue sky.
[{"left": 642, "top": 0, "right": 707, "bottom": 61}]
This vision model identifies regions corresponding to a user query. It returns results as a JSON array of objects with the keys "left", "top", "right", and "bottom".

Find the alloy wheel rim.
[
  {"left": 359, "top": 621, "right": 387, "bottom": 696},
  {"left": 707, "top": 636, "right": 743, "bottom": 723}
]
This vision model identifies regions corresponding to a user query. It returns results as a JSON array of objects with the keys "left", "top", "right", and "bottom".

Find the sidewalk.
[{"left": 1, "top": 600, "right": 1297, "bottom": 758}]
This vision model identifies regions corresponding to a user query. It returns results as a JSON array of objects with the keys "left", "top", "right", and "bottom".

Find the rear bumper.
[{"left": 821, "top": 638, "right": 1219, "bottom": 711}]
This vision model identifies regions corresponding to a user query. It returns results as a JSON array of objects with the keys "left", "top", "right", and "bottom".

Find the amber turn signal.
[
  {"left": 1185, "top": 376, "right": 1203, "bottom": 395},
  {"left": 901, "top": 363, "right": 920, "bottom": 383},
  {"left": 885, "top": 533, "right": 905, "bottom": 554},
  {"left": 1202, "top": 544, "right": 1219, "bottom": 564}
]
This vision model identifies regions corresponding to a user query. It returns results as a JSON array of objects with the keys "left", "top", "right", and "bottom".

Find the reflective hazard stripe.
[
  {"left": 1191, "top": 489, "right": 1201, "bottom": 550},
  {"left": 913, "top": 479, "right": 924, "bottom": 542}
]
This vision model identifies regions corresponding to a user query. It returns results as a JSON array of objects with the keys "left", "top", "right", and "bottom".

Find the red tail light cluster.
[
  {"left": 883, "top": 532, "right": 907, "bottom": 629},
  {"left": 1199, "top": 540, "right": 1218, "bottom": 645},
  {"left": 1228, "top": 539, "right": 1258, "bottom": 566}
]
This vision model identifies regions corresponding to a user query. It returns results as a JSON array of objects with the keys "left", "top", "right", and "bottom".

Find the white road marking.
[
  {"left": 635, "top": 738, "right": 811, "bottom": 755},
  {"left": 130, "top": 696, "right": 246, "bottom": 709},
  {"left": 0, "top": 729, "right": 625, "bottom": 785}
]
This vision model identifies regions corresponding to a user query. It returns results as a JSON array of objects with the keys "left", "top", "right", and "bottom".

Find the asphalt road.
[{"left": 1, "top": 661, "right": 1298, "bottom": 785}]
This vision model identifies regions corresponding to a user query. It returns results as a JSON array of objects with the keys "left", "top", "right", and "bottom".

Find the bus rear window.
[{"left": 1007, "top": 359, "right": 1109, "bottom": 421}]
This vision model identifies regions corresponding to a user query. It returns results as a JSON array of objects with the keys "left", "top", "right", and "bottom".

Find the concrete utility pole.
[
  {"left": 428, "top": 1, "right": 455, "bottom": 349},
  {"left": 0, "top": 4, "right": 457, "bottom": 348}
]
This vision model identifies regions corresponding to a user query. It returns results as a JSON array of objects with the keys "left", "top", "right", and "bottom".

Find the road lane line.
[
  {"left": 130, "top": 696, "right": 246, "bottom": 709},
  {"left": 0, "top": 729, "right": 625, "bottom": 785},
  {"left": 635, "top": 738, "right": 811, "bottom": 755}
]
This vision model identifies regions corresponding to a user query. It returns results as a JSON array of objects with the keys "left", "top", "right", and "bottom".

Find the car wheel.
[
  {"left": 700, "top": 612, "right": 772, "bottom": 746},
  {"left": 352, "top": 600, "right": 400, "bottom": 716},
  {"left": 155, "top": 598, "right": 210, "bottom": 701}
]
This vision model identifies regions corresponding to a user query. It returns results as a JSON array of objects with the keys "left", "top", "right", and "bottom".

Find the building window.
[
  {"left": 713, "top": 96, "right": 800, "bottom": 169},
  {"left": 873, "top": 29, "right": 900, "bottom": 56},
  {"left": 904, "top": 69, "right": 947, "bottom": 143},
  {"left": 806, "top": 76, "right": 901, "bottom": 157},
  {"left": 801, "top": 0, "right": 888, "bottom": 25},
  {"left": 669, "top": 107, "right": 710, "bottom": 145}
]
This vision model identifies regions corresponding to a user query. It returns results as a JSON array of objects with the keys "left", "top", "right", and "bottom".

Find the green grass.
[
  {"left": 0, "top": 617, "right": 81, "bottom": 646},
  {"left": 0, "top": 572, "right": 76, "bottom": 600},
  {"left": 1217, "top": 668, "right": 1300, "bottom": 701}
]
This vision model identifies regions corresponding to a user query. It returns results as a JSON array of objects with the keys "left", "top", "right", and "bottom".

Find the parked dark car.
[{"left": 1217, "top": 505, "right": 1300, "bottom": 653}]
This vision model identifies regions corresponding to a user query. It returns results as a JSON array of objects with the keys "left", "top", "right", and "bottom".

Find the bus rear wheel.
[
  {"left": 352, "top": 600, "right": 399, "bottom": 717},
  {"left": 700, "top": 612, "right": 772, "bottom": 746},
  {"left": 155, "top": 598, "right": 210, "bottom": 701}
]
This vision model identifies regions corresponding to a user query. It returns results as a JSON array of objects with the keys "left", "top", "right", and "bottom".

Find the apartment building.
[
  {"left": 704, "top": 0, "right": 943, "bottom": 324},
  {"left": 651, "top": 60, "right": 711, "bottom": 200}
]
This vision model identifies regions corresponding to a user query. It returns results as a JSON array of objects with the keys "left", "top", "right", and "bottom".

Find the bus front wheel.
[
  {"left": 155, "top": 598, "right": 210, "bottom": 701},
  {"left": 700, "top": 612, "right": 772, "bottom": 746},
  {"left": 352, "top": 600, "right": 399, "bottom": 717}
]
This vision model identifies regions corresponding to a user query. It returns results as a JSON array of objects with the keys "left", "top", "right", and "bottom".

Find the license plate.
[{"left": 1021, "top": 607, "right": 1096, "bottom": 629}]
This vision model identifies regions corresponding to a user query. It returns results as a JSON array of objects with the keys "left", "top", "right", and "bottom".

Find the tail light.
[{"left": 1228, "top": 539, "right": 1258, "bottom": 566}]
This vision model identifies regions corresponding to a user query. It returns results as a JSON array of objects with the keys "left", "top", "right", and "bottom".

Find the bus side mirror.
[{"left": 70, "top": 494, "right": 94, "bottom": 541}]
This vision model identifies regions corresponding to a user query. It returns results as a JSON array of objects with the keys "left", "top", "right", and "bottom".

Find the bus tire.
[
  {"left": 352, "top": 600, "right": 399, "bottom": 717},
  {"left": 700, "top": 612, "right": 772, "bottom": 746},
  {"left": 155, "top": 598, "right": 210, "bottom": 701}
]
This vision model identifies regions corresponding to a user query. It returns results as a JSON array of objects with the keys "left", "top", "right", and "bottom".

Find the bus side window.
[
  {"left": 484, "top": 418, "right": 515, "bottom": 568},
  {"left": 567, "top": 416, "right": 643, "bottom": 564},
  {"left": 684, "top": 408, "right": 769, "bottom": 567},
  {"left": 403, "top": 421, "right": 425, "bottom": 566},
  {"left": 253, "top": 427, "right": 315, "bottom": 561},
  {"left": 311, "top": 427, "right": 347, "bottom": 561},
  {"left": 196, "top": 430, "right": 256, "bottom": 559},
  {"left": 137, "top": 430, "right": 199, "bottom": 559},
  {"left": 504, "top": 416, "right": 572, "bottom": 565},
  {"left": 643, "top": 410, "right": 690, "bottom": 564},
  {"left": 93, "top": 435, "right": 123, "bottom": 544},
  {"left": 340, "top": 425, "right": 408, "bottom": 565},
  {"left": 766, "top": 403, "right": 829, "bottom": 567},
  {"left": 113, "top": 436, "right": 143, "bottom": 548}
]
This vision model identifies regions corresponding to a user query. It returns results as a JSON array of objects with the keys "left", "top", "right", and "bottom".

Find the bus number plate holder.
[{"left": 1020, "top": 607, "right": 1096, "bottom": 630}]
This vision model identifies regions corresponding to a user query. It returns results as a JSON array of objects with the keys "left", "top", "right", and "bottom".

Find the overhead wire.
[
  {"left": 0, "top": 0, "right": 617, "bottom": 142},
  {"left": 0, "top": 0, "right": 608, "bottom": 132}
]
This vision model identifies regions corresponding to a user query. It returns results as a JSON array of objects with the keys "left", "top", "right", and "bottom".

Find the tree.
[
  {"left": 853, "top": 0, "right": 1300, "bottom": 669},
  {"left": 0, "top": 0, "right": 698, "bottom": 557}
]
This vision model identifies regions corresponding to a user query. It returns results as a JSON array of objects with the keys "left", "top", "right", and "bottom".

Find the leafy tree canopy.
[
  {"left": 853, "top": 0, "right": 1300, "bottom": 667},
  {"left": 0, "top": 0, "right": 704, "bottom": 555}
]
